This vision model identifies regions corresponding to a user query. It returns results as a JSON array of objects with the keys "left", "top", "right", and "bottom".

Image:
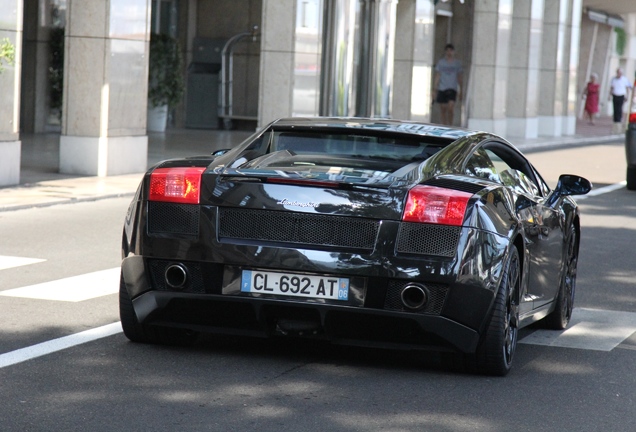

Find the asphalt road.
[{"left": 0, "top": 141, "right": 634, "bottom": 431}]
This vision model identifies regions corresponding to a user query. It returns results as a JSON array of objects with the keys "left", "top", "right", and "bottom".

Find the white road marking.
[
  {"left": 0, "top": 266, "right": 634, "bottom": 369},
  {"left": 576, "top": 181, "right": 626, "bottom": 199},
  {"left": 520, "top": 307, "right": 636, "bottom": 351},
  {"left": 0, "top": 268, "right": 120, "bottom": 302},
  {"left": 0, "top": 322, "right": 122, "bottom": 369},
  {"left": 0, "top": 255, "right": 46, "bottom": 270}
]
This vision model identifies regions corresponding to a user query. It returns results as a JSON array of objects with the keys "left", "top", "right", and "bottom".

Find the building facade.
[{"left": 0, "top": 0, "right": 634, "bottom": 186}]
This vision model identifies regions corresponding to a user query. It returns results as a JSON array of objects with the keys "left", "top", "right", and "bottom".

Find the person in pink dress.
[{"left": 583, "top": 73, "right": 600, "bottom": 125}]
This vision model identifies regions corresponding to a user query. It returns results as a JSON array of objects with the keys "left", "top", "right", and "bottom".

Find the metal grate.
[
  {"left": 395, "top": 222, "right": 461, "bottom": 257},
  {"left": 218, "top": 208, "right": 380, "bottom": 250},
  {"left": 384, "top": 280, "right": 448, "bottom": 315},
  {"left": 149, "top": 260, "right": 205, "bottom": 294},
  {"left": 148, "top": 202, "right": 200, "bottom": 236}
]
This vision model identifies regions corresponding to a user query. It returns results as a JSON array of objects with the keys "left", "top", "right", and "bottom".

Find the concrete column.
[
  {"left": 0, "top": 0, "right": 23, "bottom": 186},
  {"left": 578, "top": 15, "right": 613, "bottom": 118},
  {"left": 393, "top": 0, "right": 435, "bottom": 121},
  {"left": 258, "top": 1, "right": 296, "bottom": 127},
  {"left": 59, "top": 0, "right": 149, "bottom": 176},
  {"left": 564, "top": 0, "right": 582, "bottom": 135},
  {"left": 538, "top": 0, "right": 571, "bottom": 137},
  {"left": 21, "top": 0, "right": 56, "bottom": 134},
  {"left": 467, "top": 0, "right": 513, "bottom": 136},
  {"left": 450, "top": 2, "right": 474, "bottom": 128},
  {"left": 506, "top": 0, "right": 544, "bottom": 139}
]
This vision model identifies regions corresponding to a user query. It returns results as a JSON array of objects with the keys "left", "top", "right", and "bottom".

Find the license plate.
[{"left": 241, "top": 270, "right": 349, "bottom": 301}]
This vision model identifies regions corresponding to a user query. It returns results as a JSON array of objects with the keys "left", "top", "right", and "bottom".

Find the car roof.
[{"left": 269, "top": 117, "right": 487, "bottom": 141}]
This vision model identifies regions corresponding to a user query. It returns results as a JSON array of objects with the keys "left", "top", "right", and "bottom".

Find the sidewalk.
[
  {"left": 0, "top": 128, "right": 252, "bottom": 212},
  {"left": 0, "top": 118, "right": 625, "bottom": 212}
]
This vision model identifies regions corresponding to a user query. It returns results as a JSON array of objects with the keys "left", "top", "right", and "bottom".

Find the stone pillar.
[
  {"left": 467, "top": 0, "right": 513, "bottom": 136},
  {"left": 506, "top": 0, "right": 544, "bottom": 138},
  {"left": 20, "top": 0, "right": 56, "bottom": 134},
  {"left": 393, "top": 0, "right": 435, "bottom": 121},
  {"left": 0, "top": 0, "right": 22, "bottom": 186},
  {"left": 258, "top": 1, "right": 295, "bottom": 127},
  {"left": 538, "top": 0, "right": 571, "bottom": 137},
  {"left": 564, "top": 0, "right": 582, "bottom": 135},
  {"left": 59, "top": 0, "right": 149, "bottom": 176}
]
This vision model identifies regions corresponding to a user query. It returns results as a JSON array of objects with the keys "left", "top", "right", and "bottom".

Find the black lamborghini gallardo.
[{"left": 119, "top": 117, "right": 592, "bottom": 375}]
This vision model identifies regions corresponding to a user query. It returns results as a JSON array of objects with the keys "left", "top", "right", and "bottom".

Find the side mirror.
[
  {"left": 212, "top": 149, "right": 230, "bottom": 156},
  {"left": 554, "top": 174, "right": 593, "bottom": 197}
]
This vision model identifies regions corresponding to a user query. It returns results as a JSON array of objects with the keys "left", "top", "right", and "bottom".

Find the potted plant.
[
  {"left": 147, "top": 33, "right": 185, "bottom": 132},
  {"left": 0, "top": 37, "right": 15, "bottom": 74}
]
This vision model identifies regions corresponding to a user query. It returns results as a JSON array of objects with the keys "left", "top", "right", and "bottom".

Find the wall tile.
[
  {"left": 259, "top": 51, "right": 292, "bottom": 125},
  {"left": 63, "top": 37, "right": 105, "bottom": 136},
  {"left": 67, "top": 0, "right": 107, "bottom": 38},
  {"left": 262, "top": 0, "right": 295, "bottom": 52}
]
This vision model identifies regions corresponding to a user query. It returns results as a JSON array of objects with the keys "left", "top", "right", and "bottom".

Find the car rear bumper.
[
  {"left": 131, "top": 290, "right": 480, "bottom": 353},
  {"left": 122, "top": 254, "right": 486, "bottom": 353}
]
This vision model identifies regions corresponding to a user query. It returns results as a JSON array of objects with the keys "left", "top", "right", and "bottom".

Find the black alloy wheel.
[
  {"left": 544, "top": 222, "right": 578, "bottom": 330},
  {"left": 471, "top": 246, "right": 520, "bottom": 376}
]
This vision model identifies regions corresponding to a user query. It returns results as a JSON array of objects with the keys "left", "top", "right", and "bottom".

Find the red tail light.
[
  {"left": 149, "top": 167, "right": 206, "bottom": 204},
  {"left": 403, "top": 185, "right": 472, "bottom": 226},
  {"left": 629, "top": 112, "right": 636, "bottom": 124}
]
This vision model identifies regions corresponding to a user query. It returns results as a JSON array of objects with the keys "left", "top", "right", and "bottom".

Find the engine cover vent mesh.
[
  {"left": 149, "top": 260, "right": 205, "bottom": 294},
  {"left": 396, "top": 223, "right": 461, "bottom": 257},
  {"left": 218, "top": 208, "right": 380, "bottom": 250},
  {"left": 148, "top": 202, "right": 200, "bottom": 236},
  {"left": 384, "top": 280, "right": 449, "bottom": 315}
]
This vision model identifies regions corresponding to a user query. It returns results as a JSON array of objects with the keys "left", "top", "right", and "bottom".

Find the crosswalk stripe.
[
  {"left": 0, "top": 268, "right": 120, "bottom": 302},
  {"left": 0, "top": 322, "right": 122, "bottom": 369},
  {"left": 520, "top": 307, "right": 636, "bottom": 351},
  {"left": 2, "top": 264, "right": 635, "bottom": 360},
  {"left": 0, "top": 255, "right": 46, "bottom": 271},
  {"left": 576, "top": 181, "right": 626, "bottom": 199}
]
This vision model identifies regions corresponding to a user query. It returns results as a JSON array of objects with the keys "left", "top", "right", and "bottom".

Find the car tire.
[
  {"left": 543, "top": 222, "right": 578, "bottom": 330},
  {"left": 119, "top": 273, "right": 198, "bottom": 346},
  {"left": 469, "top": 247, "right": 520, "bottom": 376},
  {"left": 627, "top": 166, "right": 636, "bottom": 191}
]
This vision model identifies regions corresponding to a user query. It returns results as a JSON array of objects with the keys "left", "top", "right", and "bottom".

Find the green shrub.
[
  {"left": 0, "top": 38, "right": 15, "bottom": 73},
  {"left": 148, "top": 33, "right": 185, "bottom": 108}
]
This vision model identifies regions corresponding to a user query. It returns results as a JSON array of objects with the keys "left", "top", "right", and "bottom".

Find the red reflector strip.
[
  {"left": 403, "top": 185, "right": 472, "bottom": 226},
  {"left": 149, "top": 167, "right": 206, "bottom": 204}
]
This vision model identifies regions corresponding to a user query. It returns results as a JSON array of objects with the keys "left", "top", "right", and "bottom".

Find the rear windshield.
[
  {"left": 222, "top": 130, "right": 448, "bottom": 185},
  {"left": 271, "top": 131, "right": 443, "bottom": 161}
]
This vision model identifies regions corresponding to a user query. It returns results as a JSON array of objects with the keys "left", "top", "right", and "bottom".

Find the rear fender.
[
  {"left": 464, "top": 187, "right": 517, "bottom": 237},
  {"left": 122, "top": 183, "right": 144, "bottom": 258}
]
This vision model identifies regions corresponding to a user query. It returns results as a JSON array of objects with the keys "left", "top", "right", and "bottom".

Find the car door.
[{"left": 481, "top": 144, "right": 565, "bottom": 311}]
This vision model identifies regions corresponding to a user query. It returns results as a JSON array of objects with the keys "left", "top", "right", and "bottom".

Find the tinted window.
[
  {"left": 465, "top": 148, "right": 542, "bottom": 197},
  {"left": 272, "top": 132, "right": 444, "bottom": 162},
  {"left": 464, "top": 148, "right": 499, "bottom": 182},
  {"left": 222, "top": 130, "right": 449, "bottom": 186},
  {"left": 481, "top": 143, "right": 546, "bottom": 197}
]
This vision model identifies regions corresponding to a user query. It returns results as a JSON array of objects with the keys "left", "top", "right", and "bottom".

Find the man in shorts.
[{"left": 433, "top": 44, "right": 463, "bottom": 126}]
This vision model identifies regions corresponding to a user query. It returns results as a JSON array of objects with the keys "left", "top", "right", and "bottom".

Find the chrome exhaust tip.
[
  {"left": 400, "top": 284, "right": 428, "bottom": 311},
  {"left": 165, "top": 264, "right": 188, "bottom": 289}
]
